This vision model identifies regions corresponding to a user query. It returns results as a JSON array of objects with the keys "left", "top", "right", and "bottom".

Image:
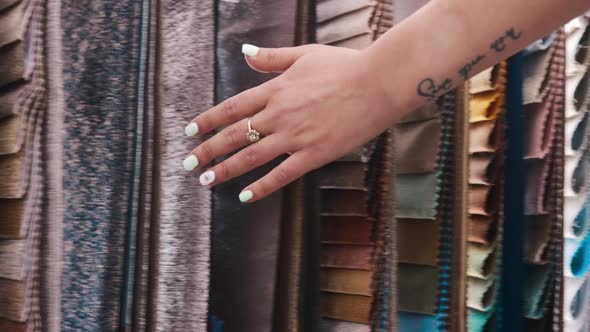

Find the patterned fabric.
[{"left": 60, "top": 1, "right": 142, "bottom": 329}]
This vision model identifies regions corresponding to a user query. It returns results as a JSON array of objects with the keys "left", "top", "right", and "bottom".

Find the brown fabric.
[
  {"left": 0, "top": 318, "right": 26, "bottom": 332},
  {"left": 397, "top": 218, "right": 440, "bottom": 266},
  {"left": 320, "top": 292, "right": 372, "bottom": 324},
  {"left": 320, "top": 268, "right": 373, "bottom": 295},
  {"left": 321, "top": 189, "right": 368, "bottom": 216},
  {"left": 398, "top": 263, "right": 438, "bottom": 314},
  {"left": 0, "top": 239, "right": 24, "bottom": 280},
  {"left": 0, "top": 0, "right": 21, "bottom": 12},
  {"left": 468, "top": 214, "right": 497, "bottom": 245},
  {"left": 523, "top": 93, "right": 557, "bottom": 159},
  {"left": 398, "top": 103, "right": 439, "bottom": 124},
  {"left": 321, "top": 216, "right": 373, "bottom": 244},
  {"left": 0, "top": 41, "right": 26, "bottom": 87},
  {"left": 395, "top": 117, "right": 442, "bottom": 174},
  {"left": 469, "top": 153, "right": 497, "bottom": 185},
  {"left": 318, "top": 162, "right": 367, "bottom": 189},
  {"left": 0, "top": 278, "right": 24, "bottom": 321},
  {"left": 0, "top": 84, "right": 24, "bottom": 120},
  {"left": 0, "top": 113, "right": 22, "bottom": 155},
  {"left": 0, "top": 146, "right": 25, "bottom": 198},
  {"left": 0, "top": 0, "right": 23, "bottom": 48},
  {"left": 524, "top": 215, "right": 552, "bottom": 263},
  {"left": 320, "top": 244, "right": 373, "bottom": 269},
  {"left": 273, "top": 180, "right": 305, "bottom": 332},
  {"left": 468, "top": 184, "right": 496, "bottom": 216},
  {"left": 469, "top": 120, "right": 499, "bottom": 153}
]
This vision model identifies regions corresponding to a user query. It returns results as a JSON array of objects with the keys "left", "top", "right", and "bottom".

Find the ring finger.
[{"left": 183, "top": 115, "right": 272, "bottom": 171}]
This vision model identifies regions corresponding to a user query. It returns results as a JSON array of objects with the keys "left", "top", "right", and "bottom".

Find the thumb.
[{"left": 241, "top": 44, "right": 321, "bottom": 73}]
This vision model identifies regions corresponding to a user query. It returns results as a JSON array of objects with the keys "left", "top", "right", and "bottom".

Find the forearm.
[{"left": 365, "top": 0, "right": 589, "bottom": 117}]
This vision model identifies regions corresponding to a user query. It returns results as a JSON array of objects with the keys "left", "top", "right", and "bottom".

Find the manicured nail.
[
  {"left": 239, "top": 190, "right": 253, "bottom": 203},
  {"left": 200, "top": 170, "right": 215, "bottom": 185},
  {"left": 183, "top": 155, "right": 199, "bottom": 171},
  {"left": 242, "top": 44, "right": 259, "bottom": 57},
  {"left": 185, "top": 122, "right": 199, "bottom": 137}
]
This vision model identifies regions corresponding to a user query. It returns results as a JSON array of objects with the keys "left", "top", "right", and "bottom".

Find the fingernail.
[
  {"left": 200, "top": 170, "right": 215, "bottom": 185},
  {"left": 185, "top": 122, "right": 199, "bottom": 137},
  {"left": 242, "top": 44, "right": 259, "bottom": 57},
  {"left": 183, "top": 155, "right": 199, "bottom": 171},
  {"left": 239, "top": 190, "right": 253, "bottom": 203}
]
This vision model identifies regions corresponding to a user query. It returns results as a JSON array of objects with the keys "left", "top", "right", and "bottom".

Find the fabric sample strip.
[
  {"left": 0, "top": 42, "right": 26, "bottom": 87},
  {"left": 0, "top": 0, "right": 24, "bottom": 48},
  {"left": 398, "top": 311, "right": 437, "bottom": 332},
  {"left": 469, "top": 153, "right": 497, "bottom": 185},
  {"left": 321, "top": 292, "right": 372, "bottom": 324},
  {"left": 523, "top": 46, "right": 555, "bottom": 104},
  {"left": 469, "top": 120, "right": 499, "bottom": 153},
  {"left": 320, "top": 244, "right": 373, "bottom": 270},
  {"left": 320, "top": 268, "right": 373, "bottom": 296},
  {"left": 397, "top": 218, "right": 440, "bottom": 266},
  {"left": 321, "top": 189, "right": 368, "bottom": 216},
  {"left": 523, "top": 263, "right": 553, "bottom": 319},
  {"left": 0, "top": 239, "right": 24, "bottom": 279},
  {"left": 467, "top": 276, "right": 498, "bottom": 311},
  {"left": 398, "top": 263, "right": 438, "bottom": 314},
  {"left": 467, "top": 243, "right": 497, "bottom": 279},
  {"left": 395, "top": 117, "right": 442, "bottom": 174},
  {"left": 469, "top": 90, "right": 502, "bottom": 123},
  {"left": 468, "top": 184, "right": 496, "bottom": 216},
  {"left": 318, "top": 162, "right": 367, "bottom": 189},
  {"left": 524, "top": 215, "right": 553, "bottom": 263},
  {"left": 321, "top": 216, "right": 373, "bottom": 245},
  {"left": 395, "top": 173, "right": 438, "bottom": 219},
  {"left": 468, "top": 214, "right": 497, "bottom": 245},
  {"left": 320, "top": 318, "right": 370, "bottom": 332}
]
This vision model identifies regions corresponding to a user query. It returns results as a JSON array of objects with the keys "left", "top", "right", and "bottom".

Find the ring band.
[{"left": 246, "top": 118, "right": 261, "bottom": 143}]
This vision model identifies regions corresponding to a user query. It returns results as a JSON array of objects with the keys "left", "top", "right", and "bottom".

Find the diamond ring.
[{"left": 246, "top": 118, "right": 261, "bottom": 143}]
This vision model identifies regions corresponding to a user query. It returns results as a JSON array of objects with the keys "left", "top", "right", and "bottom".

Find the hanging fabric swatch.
[
  {"left": 465, "top": 63, "right": 507, "bottom": 332},
  {"left": 520, "top": 28, "right": 567, "bottom": 329},
  {"left": 563, "top": 13, "right": 590, "bottom": 332},
  {"left": 0, "top": 0, "right": 45, "bottom": 330},
  {"left": 315, "top": 0, "right": 395, "bottom": 331},
  {"left": 210, "top": 0, "right": 296, "bottom": 331}
]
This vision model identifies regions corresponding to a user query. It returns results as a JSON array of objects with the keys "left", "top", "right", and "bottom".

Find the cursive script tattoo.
[
  {"left": 490, "top": 27, "right": 522, "bottom": 52},
  {"left": 459, "top": 54, "right": 486, "bottom": 80},
  {"left": 417, "top": 26, "right": 522, "bottom": 102},
  {"left": 417, "top": 78, "right": 453, "bottom": 101}
]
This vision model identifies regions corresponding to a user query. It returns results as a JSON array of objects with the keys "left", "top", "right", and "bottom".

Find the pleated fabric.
[
  {"left": 152, "top": 0, "right": 214, "bottom": 330},
  {"left": 465, "top": 63, "right": 506, "bottom": 331},
  {"left": 520, "top": 30, "right": 566, "bottom": 329},
  {"left": 314, "top": 0, "right": 396, "bottom": 331},
  {"left": 209, "top": 1, "right": 296, "bottom": 331},
  {"left": 563, "top": 14, "right": 590, "bottom": 332},
  {"left": 60, "top": 1, "right": 142, "bottom": 329},
  {"left": 0, "top": 0, "right": 45, "bottom": 330}
]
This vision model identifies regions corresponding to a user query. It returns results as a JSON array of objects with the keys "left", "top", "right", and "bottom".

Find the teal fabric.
[{"left": 399, "top": 311, "right": 436, "bottom": 331}]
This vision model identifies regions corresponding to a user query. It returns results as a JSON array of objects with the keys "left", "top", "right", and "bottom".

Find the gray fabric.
[
  {"left": 41, "top": 0, "right": 64, "bottom": 330},
  {"left": 210, "top": 1, "right": 297, "bottom": 331},
  {"left": 60, "top": 1, "right": 142, "bottom": 329},
  {"left": 153, "top": 0, "right": 215, "bottom": 330}
]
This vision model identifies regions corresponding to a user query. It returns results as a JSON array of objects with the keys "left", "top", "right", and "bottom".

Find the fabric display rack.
[{"left": 0, "top": 0, "right": 588, "bottom": 331}]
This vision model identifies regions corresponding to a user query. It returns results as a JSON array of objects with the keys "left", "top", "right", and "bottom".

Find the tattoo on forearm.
[
  {"left": 417, "top": 78, "right": 454, "bottom": 101},
  {"left": 459, "top": 54, "right": 486, "bottom": 80},
  {"left": 490, "top": 27, "right": 522, "bottom": 52},
  {"left": 416, "top": 27, "right": 522, "bottom": 102}
]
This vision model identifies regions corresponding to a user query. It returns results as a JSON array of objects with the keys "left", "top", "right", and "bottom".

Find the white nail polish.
[
  {"left": 183, "top": 155, "right": 199, "bottom": 171},
  {"left": 185, "top": 122, "right": 199, "bottom": 137},
  {"left": 242, "top": 44, "right": 259, "bottom": 57},
  {"left": 239, "top": 190, "right": 253, "bottom": 203},
  {"left": 200, "top": 170, "right": 215, "bottom": 185}
]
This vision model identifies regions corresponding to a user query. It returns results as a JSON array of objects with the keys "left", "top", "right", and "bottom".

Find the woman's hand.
[{"left": 183, "top": 44, "right": 399, "bottom": 203}]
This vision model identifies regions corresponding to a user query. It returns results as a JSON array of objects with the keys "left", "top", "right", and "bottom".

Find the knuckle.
[
  {"left": 224, "top": 126, "right": 241, "bottom": 147},
  {"left": 221, "top": 98, "right": 238, "bottom": 120},
  {"left": 244, "top": 148, "right": 258, "bottom": 167},
  {"left": 218, "top": 162, "right": 231, "bottom": 180},
  {"left": 273, "top": 166, "right": 292, "bottom": 186},
  {"left": 199, "top": 143, "right": 214, "bottom": 162}
]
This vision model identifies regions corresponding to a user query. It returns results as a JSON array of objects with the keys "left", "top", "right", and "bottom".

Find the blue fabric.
[{"left": 399, "top": 312, "right": 437, "bottom": 331}]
